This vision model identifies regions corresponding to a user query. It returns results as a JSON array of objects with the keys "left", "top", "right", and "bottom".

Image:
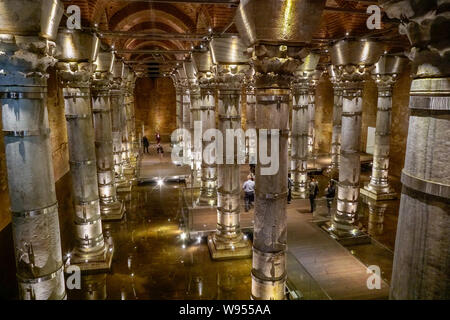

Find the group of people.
[{"left": 142, "top": 132, "right": 164, "bottom": 160}]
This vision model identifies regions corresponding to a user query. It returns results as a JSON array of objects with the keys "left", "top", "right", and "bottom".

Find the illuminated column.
[
  {"left": 208, "top": 61, "right": 252, "bottom": 260},
  {"left": 110, "top": 60, "right": 130, "bottom": 192},
  {"left": 329, "top": 39, "right": 382, "bottom": 238},
  {"left": 245, "top": 69, "right": 257, "bottom": 164},
  {"left": 291, "top": 78, "right": 309, "bottom": 198},
  {"left": 56, "top": 29, "right": 113, "bottom": 272},
  {"left": 125, "top": 69, "right": 138, "bottom": 167},
  {"left": 326, "top": 65, "right": 343, "bottom": 178},
  {"left": 235, "top": 0, "right": 327, "bottom": 300},
  {"left": 0, "top": 0, "right": 65, "bottom": 299},
  {"left": 290, "top": 54, "right": 320, "bottom": 198},
  {"left": 91, "top": 50, "right": 125, "bottom": 221},
  {"left": 380, "top": 0, "right": 450, "bottom": 299},
  {"left": 194, "top": 51, "right": 217, "bottom": 205},
  {"left": 361, "top": 55, "right": 407, "bottom": 200},
  {"left": 307, "top": 71, "right": 321, "bottom": 156},
  {"left": 185, "top": 61, "right": 202, "bottom": 186},
  {"left": 181, "top": 82, "right": 192, "bottom": 167}
]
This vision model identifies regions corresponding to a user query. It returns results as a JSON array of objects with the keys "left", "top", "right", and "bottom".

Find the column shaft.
[
  {"left": 332, "top": 81, "right": 364, "bottom": 236},
  {"left": 330, "top": 86, "right": 342, "bottom": 175},
  {"left": 0, "top": 37, "right": 65, "bottom": 299},
  {"left": 92, "top": 72, "right": 125, "bottom": 221},
  {"left": 291, "top": 84, "right": 309, "bottom": 198},
  {"left": 252, "top": 89, "right": 290, "bottom": 300}
]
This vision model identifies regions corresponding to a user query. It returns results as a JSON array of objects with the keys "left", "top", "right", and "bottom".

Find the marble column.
[
  {"left": 208, "top": 64, "right": 252, "bottom": 260},
  {"left": 56, "top": 29, "right": 113, "bottom": 272},
  {"left": 111, "top": 60, "right": 130, "bottom": 192},
  {"left": 329, "top": 39, "right": 382, "bottom": 239},
  {"left": 185, "top": 61, "right": 202, "bottom": 187},
  {"left": 0, "top": 0, "right": 65, "bottom": 300},
  {"left": 251, "top": 45, "right": 302, "bottom": 300},
  {"left": 361, "top": 55, "right": 407, "bottom": 200},
  {"left": 291, "top": 76, "right": 309, "bottom": 198},
  {"left": 181, "top": 83, "right": 192, "bottom": 167},
  {"left": 307, "top": 71, "right": 321, "bottom": 156},
  {"left": 381, "top": 0, "right": 450, "bottom": 299},
  {"left": 245, "top": 69, "right": 257, "bottom": 164},
  {"left": 326, "top": 65, "right": 343, "bottom": 179},
  {"left": 91, "top": 50, "right": 125, "bottom": 221},
  {"left": 193, "top": 51, "right": 217, "bottom": 205}
]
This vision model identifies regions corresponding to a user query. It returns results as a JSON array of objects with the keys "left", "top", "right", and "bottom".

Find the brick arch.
[{"left": 109, "top": 3, "right": 195, "bottom": 32}]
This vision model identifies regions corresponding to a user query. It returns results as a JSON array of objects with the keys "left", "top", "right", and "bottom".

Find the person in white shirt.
[{"left": 243, "top": 175, "right": 255, "bottom": 212}]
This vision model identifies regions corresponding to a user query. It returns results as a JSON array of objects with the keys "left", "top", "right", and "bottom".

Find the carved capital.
[
  {"left": 0, "top": 36, "right": 58, "bottom": 84},
  {"left": 215, "top": 64, "right": 248, "bottom": 91},
  {"left": 380, "top": 0, "right": 450, "bottom": 77}
]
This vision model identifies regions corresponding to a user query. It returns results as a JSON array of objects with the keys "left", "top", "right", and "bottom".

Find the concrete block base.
[
  {"left": 207, "top": 234, "right": 252, "bottom": 261},
  {"left": 101, "top": 200, "right": 125, "bottom": 221},
  {"left": 360, "top": 186, "right": 397, "bottom": 201},
  {"left": 66, "top": 240, "right": 114, "bottom": 273},
  {"left": 319, "top": 221, "right": 371, "bottom": 246}
]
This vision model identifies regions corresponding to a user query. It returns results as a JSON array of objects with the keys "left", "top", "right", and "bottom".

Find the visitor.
[
  {"left": 325, "top": 179, "right": 336, "bottom": 215},
  {"left": 155, "top": 132, "right": 161, "bottom": 144},
  {"left": 287, "top": 173, "right": 293, "bottom": 204},
  {"left": 243, "top": 175, "right": 255, "bottom": 212},
  {"left": 142, "top": 136, "right": 149, "bottom": 154},
  {"left": 309, "top": 177, "right": 319, "bottom": 213},
  {"left": 156, "top": 143, "right": 164, "bottom": 161}
]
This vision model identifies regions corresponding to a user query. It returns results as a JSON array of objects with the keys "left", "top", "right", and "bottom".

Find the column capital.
[
  {"left": 380, "top": 0, "right": 450, "bottom": 77},
  {"left": 215, "top": 64, "right": 248, "bottom": 91}
]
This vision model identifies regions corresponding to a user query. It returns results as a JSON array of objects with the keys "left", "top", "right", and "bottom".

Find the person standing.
[
  {"left": 156, "top": 143, "right": 164, "bottom": 161},
  {"left": 142, "top": 136, "right": 149, "bottom": 154},
  {"left": 155, "top": 132, "right": 161, "bottom": 145},
  {"left": 325, "top": 179, "right": 336, "bottom": 215},
  {"left": 309, "top": 177, "right": 319, "bottom": 213},
  {"left": 287, "top": 173, "right": 293, "bottom": 204},
  {"left": 243, "top": 175, "right": 255, "bottom": 212}
]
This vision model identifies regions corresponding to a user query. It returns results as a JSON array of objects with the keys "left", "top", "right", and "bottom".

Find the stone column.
[
  {"left": 92, "top": 51, "right": 125, "bottom": 221},
  {"left": 198, "top": 83, "right": 217, "bottom": 205},
  {"left": 307, "top": 72, "right": 319, "bottom": 156},
  {"left": 110, "top": 60, "right": 130, "bottom": 192},
  {"left": 251, "top": 45, "right": 302, "bottom": 300},
  {"left": 380, "top": 0, "right": 450, "bottom": 299},
  {"left": 208, "top": 65, "right": 252, "bottom": 260},
  {"left": 329, "top": 40, "right": 382, "bottom": 239},
  {"left": 291, "top": 76, "right": 309, "bottom": 198},
  {"left": 361, "top": 55, "right": 407, "bottom": 200},
  {"left": 56, "top": 30, "right": 113, "bottom": 272},
  {"left": 181, "top": 83, "right": 192, "bottom": 167},
  {"left": 175, "top": 85, "right": 183, "bottom": 153},
  {"left": 245, "top": 69, "right": 257, "bottom": 164},
  {"left": 326, "top": 65, "right": 343, "bottom": 178},
  {"left": 0, "top": 0, "right": 65, "bottom": 300}
]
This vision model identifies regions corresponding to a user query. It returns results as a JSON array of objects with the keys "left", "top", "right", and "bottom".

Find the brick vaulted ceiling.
[{"left": 62, "top": 0, "right": 409, "bottom": 74}]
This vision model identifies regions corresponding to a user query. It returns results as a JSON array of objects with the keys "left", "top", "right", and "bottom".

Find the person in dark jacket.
[
  {"left": 325, "top": 179, "right": 336, "bottom": 215},
  {"left": 308, "top": 177, "right": 319, "bottom": 213},
  {"left": 142, "top": 136, "right": 149, "bottom": 154},
  {"left": 287, "top": 173, "right": 293, "bottom": 204}
]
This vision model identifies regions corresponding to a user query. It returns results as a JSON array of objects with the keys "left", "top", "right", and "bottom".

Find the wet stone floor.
[{"left": 68, "top": 182, "right": 252, "bottom": 300}]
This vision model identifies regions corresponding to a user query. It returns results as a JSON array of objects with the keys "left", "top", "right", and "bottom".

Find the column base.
[
  {"left": 101, "top": 200, "right": 125, "bottom": 221},
  {"left": 116, "top": 180, "right": 133, "bottom": 193},
  {"left": 207, "top": 234, "right": 252, "bottom": 260},
  {"left": 360, "top": 185, "right": 397, "bottom": 201},
  {"left": 65, "top": 239, "right": 114, "bottom": 273},
  {"left": 321, "top": 221, "right": 371, "bottom": 246},
  {"left": 198, "top": 194, "right": 217, "bottom": 207}
]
